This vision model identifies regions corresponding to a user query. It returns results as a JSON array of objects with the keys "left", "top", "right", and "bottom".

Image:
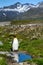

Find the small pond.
[
  {"left": 13, "top": 52, "right": 32, "bottom": 63},
  {"left": 18, "top": 53, "right": 32, "bottom": 62},
  {"left": 19, "top": 53, "right": 32, "bottom": 62},
  {"left": 0, "top": 51, "right": 32, "bottom": 63}
]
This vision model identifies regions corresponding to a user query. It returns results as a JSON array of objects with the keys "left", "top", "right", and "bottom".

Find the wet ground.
[{"left": 0, "top": 51, "right": 32, "bottom": 65}]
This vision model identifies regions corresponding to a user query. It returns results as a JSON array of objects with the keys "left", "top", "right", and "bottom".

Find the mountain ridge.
[{"left": 0, "top": 2, "right": 43, "bottom": 21}]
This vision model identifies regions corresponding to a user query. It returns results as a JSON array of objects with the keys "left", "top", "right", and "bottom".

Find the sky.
[{"left": 0, "top": 0, "right": 43, "bottom": 7}]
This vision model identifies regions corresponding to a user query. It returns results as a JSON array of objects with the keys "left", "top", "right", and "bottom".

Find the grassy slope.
[
  {"left": 0, "top": 24, "right": 43, "bottom": 57},
  {"left": 0, "top": 21, "right": 43, "bottom": 64}
]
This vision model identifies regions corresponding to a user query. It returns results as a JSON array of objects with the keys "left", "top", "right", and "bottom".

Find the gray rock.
[{"left": 0, "top": 41, "right": 3, "bottom": 46}]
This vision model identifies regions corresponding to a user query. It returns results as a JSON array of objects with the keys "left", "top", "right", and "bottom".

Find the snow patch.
[{"left": 1, "top": 5, "right": 30, "bottom": 13}]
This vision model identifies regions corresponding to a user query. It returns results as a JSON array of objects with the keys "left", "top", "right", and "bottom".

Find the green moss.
[
  {"left": 0, "top": 57, "right": 7, "bottom": 65},
  {"left": 33, "top": 58, "right": 43, "bottom": 65}
]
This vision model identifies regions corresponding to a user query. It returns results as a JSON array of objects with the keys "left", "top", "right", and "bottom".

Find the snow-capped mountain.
[
  {"left": 38, "top": 2, "right": 43, "bottom": 8},
  {"left": 0, "top": 2, "right": 43, "bottom": 21},
  {"left": 0, "top": 2, "right": 39, "bottom": 13}
]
